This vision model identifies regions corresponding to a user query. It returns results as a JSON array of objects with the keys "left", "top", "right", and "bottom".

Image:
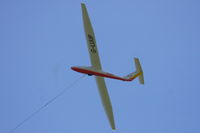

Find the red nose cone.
[{"left": 71, "top": 66, "right": 76, "bottom": 71}]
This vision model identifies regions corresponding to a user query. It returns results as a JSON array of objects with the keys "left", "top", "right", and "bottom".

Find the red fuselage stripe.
[{"left": 71, "top": 67, "right": 130, "bottom": 81}]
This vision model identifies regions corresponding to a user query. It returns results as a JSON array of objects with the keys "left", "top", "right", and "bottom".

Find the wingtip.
[
  {"left": 111, "top": 122, "right": 116, "bottom": 130},
  {"left": 112, "top": 127, "right": 116, "bottom": 130},
  {"left": 81, "top": 3, "right": 85, "bottom": 7}
]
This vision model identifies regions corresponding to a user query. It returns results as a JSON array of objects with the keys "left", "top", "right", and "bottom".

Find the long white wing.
[
  {"left": 81, "top": 3, "right": 116, "bottom": 129},
  {"left": 81, "top": 3, "right": 102, "bottom": 70},
  {"left": 95, "top": 76, "right": 116, "bottom": 130}
]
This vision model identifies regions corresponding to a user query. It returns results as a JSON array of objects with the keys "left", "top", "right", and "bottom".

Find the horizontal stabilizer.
[
  {"left": 123, "top": 58, "right": 144, "bottom": 83},
  {"left": 134, "top": 58, "right": 144, "bottom": 84}
]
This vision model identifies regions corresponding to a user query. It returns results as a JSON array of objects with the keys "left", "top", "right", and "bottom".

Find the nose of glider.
[
  {"left": 71, "top": 66, "right": 80, "bottom": 72},
  {"left": 71, "top": 66, "right": 76, "bottom": 71}
]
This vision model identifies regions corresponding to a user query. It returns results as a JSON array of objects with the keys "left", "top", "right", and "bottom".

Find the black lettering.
[{"left": 88, "top": 34, "right": 97, "bottom": 53}]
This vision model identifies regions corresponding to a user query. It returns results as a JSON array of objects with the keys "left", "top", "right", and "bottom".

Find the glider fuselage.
[{"left": 71, "top": 66, "right": 131, "bottom": 81}]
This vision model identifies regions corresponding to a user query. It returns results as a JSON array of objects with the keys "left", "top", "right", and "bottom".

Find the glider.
[{"left": 71, "top": 3, "right": 144, "bottom": 130}]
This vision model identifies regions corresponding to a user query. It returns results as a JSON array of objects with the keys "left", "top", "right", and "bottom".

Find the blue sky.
[{"left": 0, "top": 0, "right": 200, "bottom": 133}]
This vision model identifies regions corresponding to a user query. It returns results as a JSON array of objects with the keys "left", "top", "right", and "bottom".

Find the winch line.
[{"left": 8, "top": 74, "right": 86, "bottom": 133}]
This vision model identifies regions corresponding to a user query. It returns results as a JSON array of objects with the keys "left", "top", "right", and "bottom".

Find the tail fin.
[{"left": 123, "top": 58, "right": 144, "bottom": 84}]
